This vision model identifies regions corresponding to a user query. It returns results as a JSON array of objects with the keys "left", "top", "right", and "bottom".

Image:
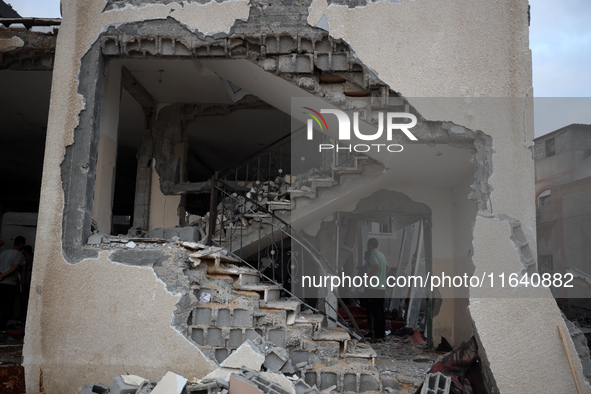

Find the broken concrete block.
[
  {"left": 81, "top": 382, "right": 109, "bottom": 394},
  {"left": 281, "top": 361, "right": 295, "bottom": 375},
  {"left": 294, "top": 379, "right": 320, "bottom": 394},
  {"left": 111, "top": 375, "right": 141, "bottom": 394},
  {"left": 135, "top": 380, "right": 157, "bottom": 394},
  {"left": 151, "top": 371, "right": 188, "bottom": 394},
  {"left": 185, "top": 380, "right": 220, "bottom": 394},
  {"left": 263, "top": 347, "right": 289, "bottom": 373},
  {"left": 315, "top": 341, "right": 339, "bottom": 359},
  {"left": 420, "top": 372, "right": 451, "bottom": 394},
  {"left": 229, "top": 368, "right": 292, "bottom": 394},
  {"left": 146, "top": 228, "right": 164, "bottom": 238},
  {"left": 214, "top": 377, "right": 230, "bottom": 389},
  {"left": 319, "top": 372, "right": 337, "bottom": 391},
  {"left": 220, "top": 339, "right": 265, "bottom": 371},
  {"left": 260, "top": 372, "right": 296, "bottom": 394},
  {"left": 121, "top": 375, "right": 146, "bottom": 386},
  {"left": 359, "top": 372, "right": 380, "bottom": 392}
]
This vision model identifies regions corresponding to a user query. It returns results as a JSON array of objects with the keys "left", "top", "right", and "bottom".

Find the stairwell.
[{"left": 180, "top": 71, "right": 416, "bottom": 392}]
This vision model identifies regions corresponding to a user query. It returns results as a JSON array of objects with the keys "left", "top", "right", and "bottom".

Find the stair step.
[
  {"left": 294, "top": 313, "right": 325, "bottom": 331},
  {"left": 261, "top": 299, "right": 302, "bottom": 325},
  {"left": 189, "top": 247, "right": 240, "bottom": 266},
  {"left": 314, "top": 326, "right": 351, "bottom": 342},
  {"left": 266, "top": 201, "right": 293, "bottom": 211},
  {"left": 333, "top": 167, "right": 362, "bottom": 174},
  {"left": 236, "top": 272, "right": 261, "bottom": 287},
  {"left": 309, "top": 178, "right": 337, "bottom": 188},
  {"left": 287, "top": 189, "right": 316, "bottom": 199},
  {"left": 204, "top": 274, "right": 234, "bottom": 281},
  {"left": 234, "top": 282, "right": 282, "bottom": 302},
  {"left": 206, "top": 261, "right": 259, "bottom": 276},
  {"left": 342, "top": 341, "right": 377, "bottom": 364},
  {"left": 261, "top": 299, "right": 301, "bottom": 311}
]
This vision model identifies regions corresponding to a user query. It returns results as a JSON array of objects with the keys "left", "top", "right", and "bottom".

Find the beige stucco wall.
[
  {"left": 23, "top": 0, "right": 249, "bottom": 392},
  {"left": 25, "top": 0, "right": 589, "bottom": 392}
]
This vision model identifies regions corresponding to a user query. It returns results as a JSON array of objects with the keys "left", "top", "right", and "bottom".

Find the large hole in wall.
[{"left": 62, "top": 23, "right": 488, "bottom": 352}]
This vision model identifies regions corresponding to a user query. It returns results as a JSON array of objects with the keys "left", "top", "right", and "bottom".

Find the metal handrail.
[{"left": 212, "top": 181, "right": 364, "bottom": 340}]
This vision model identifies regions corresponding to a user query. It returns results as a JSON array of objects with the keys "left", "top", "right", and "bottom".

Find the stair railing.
[
  {"left": 210, "top": 179, "right": 363, "bottom": 340},
  {"left": 206, "top": 127, "right": 373, "bottom": 340}
]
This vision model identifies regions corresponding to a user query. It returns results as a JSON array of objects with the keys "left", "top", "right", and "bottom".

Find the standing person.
[
  {"left": 359, "top": 250, "right": 374, "bottom": 337},
  {"left": 366, "top": 237, "right": 389, "bottom": 342},
  {"left": 20, "top": 245, "right": 34, "bottom": 323},
  {"left": 0, "top": 236, "right": 26, "bottom": 331}
]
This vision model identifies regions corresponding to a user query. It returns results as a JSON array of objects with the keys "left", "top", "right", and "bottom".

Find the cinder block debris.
[
  {"left": 220, "top": 340, "right": 265, "bottom": 371},
  {"left": 185, "top": 379, "right": 223, "bottom": 394},
  {"left": 135, "top": 380, "right": 157, "bottom": 394},
  {"left": 281, "top": 361, "right": 295, "bottom": 375},
  {"left": 294, "top": 378, "right": 320, "bottom": 394},
  {"left": 264, "top": 346, "right": 289, "bottom": 373},
  {"left": 111, "top": 375, "right": 143, "bottom": 394},
  {"left": 420, "top": 372, "right": 451, "bottom": 394},
  {"left": 228, "top": 367, "right": 292, "bottom": 394},
  {"left": 260, "top": 372, "right": 296, "bottom": 394}
]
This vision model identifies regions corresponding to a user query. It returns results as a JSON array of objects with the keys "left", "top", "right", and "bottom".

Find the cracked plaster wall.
[
  {"left": 24, "top": 0, "right": 249, "bottom": 392},
  {"left": 305, "top": 1, "right": 586, "bottom": 391},
  {"left": 24, "top": 0, "right": 589, "bottom": 392}
]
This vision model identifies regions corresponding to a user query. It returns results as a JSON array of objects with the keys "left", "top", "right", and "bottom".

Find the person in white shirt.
[{"left": 0, "top": 236, "right": 26, "bottom": 330}]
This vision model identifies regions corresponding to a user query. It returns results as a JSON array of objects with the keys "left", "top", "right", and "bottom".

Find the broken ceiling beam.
[{"left": 121, "top": 66, "right": 156, "bottom": 110}]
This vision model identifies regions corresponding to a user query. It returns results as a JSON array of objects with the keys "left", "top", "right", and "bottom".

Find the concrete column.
[
  {"left": 92, "top": 61, "right": 121, "bottom": 234},
  {"left": 132, "top": 127, "right": 153, "bottom": 231},
  {"left": 175, "top": 138, "right": 189, "bottom": 226},
  {"left": 148, "top": 160, "right": 181, "bottom": 231}
]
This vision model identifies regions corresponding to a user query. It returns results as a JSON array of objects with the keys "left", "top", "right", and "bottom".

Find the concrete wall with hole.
[{"left": 22, "top": 0, "right": 590, "bottom": 393}]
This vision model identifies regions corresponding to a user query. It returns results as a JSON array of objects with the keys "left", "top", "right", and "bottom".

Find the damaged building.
[{"left": 1, "top": 0, "right": 590, "bottom": 392}]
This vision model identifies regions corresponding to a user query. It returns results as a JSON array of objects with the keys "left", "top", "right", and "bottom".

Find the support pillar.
[{"left": 92, "top": 61, "right": 121, "bottom": 234}]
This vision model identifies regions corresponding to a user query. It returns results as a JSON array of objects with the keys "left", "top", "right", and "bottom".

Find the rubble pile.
[
  {"left": 79, "top": 239, "right": 455, "bottom": 394},
  {"left": 80, "top": 335, "right": 327, "bottom": 394},
  {"left": 80, "top": 333, "right": 452, "bottom": 394}
]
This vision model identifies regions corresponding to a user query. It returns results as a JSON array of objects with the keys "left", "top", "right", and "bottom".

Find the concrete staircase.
[
  {"left": 216, "top": 153, "right": 381, "bottom": 259},
  {"left": 187, "top": 251, "right": 380, "bottom": 393}
]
